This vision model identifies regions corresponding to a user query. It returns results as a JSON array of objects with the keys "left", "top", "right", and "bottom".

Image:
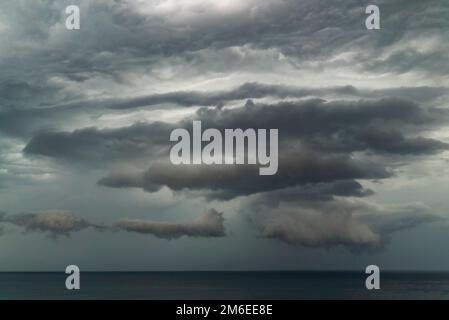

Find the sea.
[{"left": 1, "top": 271, "right": 449, "bottom": 300}]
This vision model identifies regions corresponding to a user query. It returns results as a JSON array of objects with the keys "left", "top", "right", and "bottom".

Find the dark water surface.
[{"left": 1, "top": 271, "right": 449, "bottom": 300}]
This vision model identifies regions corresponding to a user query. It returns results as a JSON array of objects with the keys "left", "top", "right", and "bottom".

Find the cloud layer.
[{"left": 1, "top": 0, "right": 448, "bottom": 262}]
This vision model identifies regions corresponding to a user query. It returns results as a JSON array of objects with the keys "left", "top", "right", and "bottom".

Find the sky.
[{"left": 0, "top": 0, "right": 449, "bottom": 271}]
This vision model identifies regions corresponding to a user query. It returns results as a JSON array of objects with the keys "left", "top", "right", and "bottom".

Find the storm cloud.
[
  {"left": 25, "top": 97, "right": 449, "bottom": 167},
  {"left": 98, "top": 154, "right": 390, "bottom": 200},
  {"left": 23, "top": 122, "right": 174, "bottom": 166},
  {"left": 1, "top": 0, "right": 449, "bottom": 269},
  {"left": 89, "top": 97, "right": 448, "bottom": 200}
]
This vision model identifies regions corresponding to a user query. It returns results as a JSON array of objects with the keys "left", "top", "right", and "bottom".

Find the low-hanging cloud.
[
  {"left": 0, "top": 209, "right": 227, "bottom": 241},
  {"left": 242, "top": 190, "right": 444, "bottom": 252},
  {"left": 115, "top": 209, "right": 226, "bottom": 240},
  {"left": 0, "top": 210, "right": 104, "bottom": 238}
]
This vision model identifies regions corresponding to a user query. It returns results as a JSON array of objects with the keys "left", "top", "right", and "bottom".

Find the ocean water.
[{"left": 1, "top": 271, "right": 449, "bottom": 300}]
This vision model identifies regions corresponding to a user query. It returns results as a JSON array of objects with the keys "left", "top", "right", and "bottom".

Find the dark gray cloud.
[
  {"left": 1, "top": 0, "right": 446, "bottom": 100},
  {"left": 242, "top": 191, "right": 444, "bottom": 251},
  {"left": 22, "top": 96, "right": 449, "bottom": 201},
  {"left": 90, "top": 97, "right": 447, "bottom": 199},
  {"left": 115, "top": 209, "right": 226, "bottom": 240},
  {"left": 239, "top": 181, "right": 374, "bottom": 205},
  {"left": 353, "top": 127, "right": 448, "bottom": 155},
  {"left": 0, "top": 0, "right": 445, "bottom": 144},
  {"left": 98, "top": 154, "right": 389, "bottom": 200},
  {"left": 193, "top": 98, "right": 449, "bottom": 154},
  {"left": 23, "top": 122, "right": 173, "bottom": 166},
  {"left": 0, "top": 210, "right": 103, "bottom": 238},
  {"left": 1, "top": 0, "right": 447, "bottom": 142},
  {"left": 24, "top": 98, "right": 449, "bottom": 165},
  {"left": 4, "top": 82, "right": 446, "bottom": 140}
]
